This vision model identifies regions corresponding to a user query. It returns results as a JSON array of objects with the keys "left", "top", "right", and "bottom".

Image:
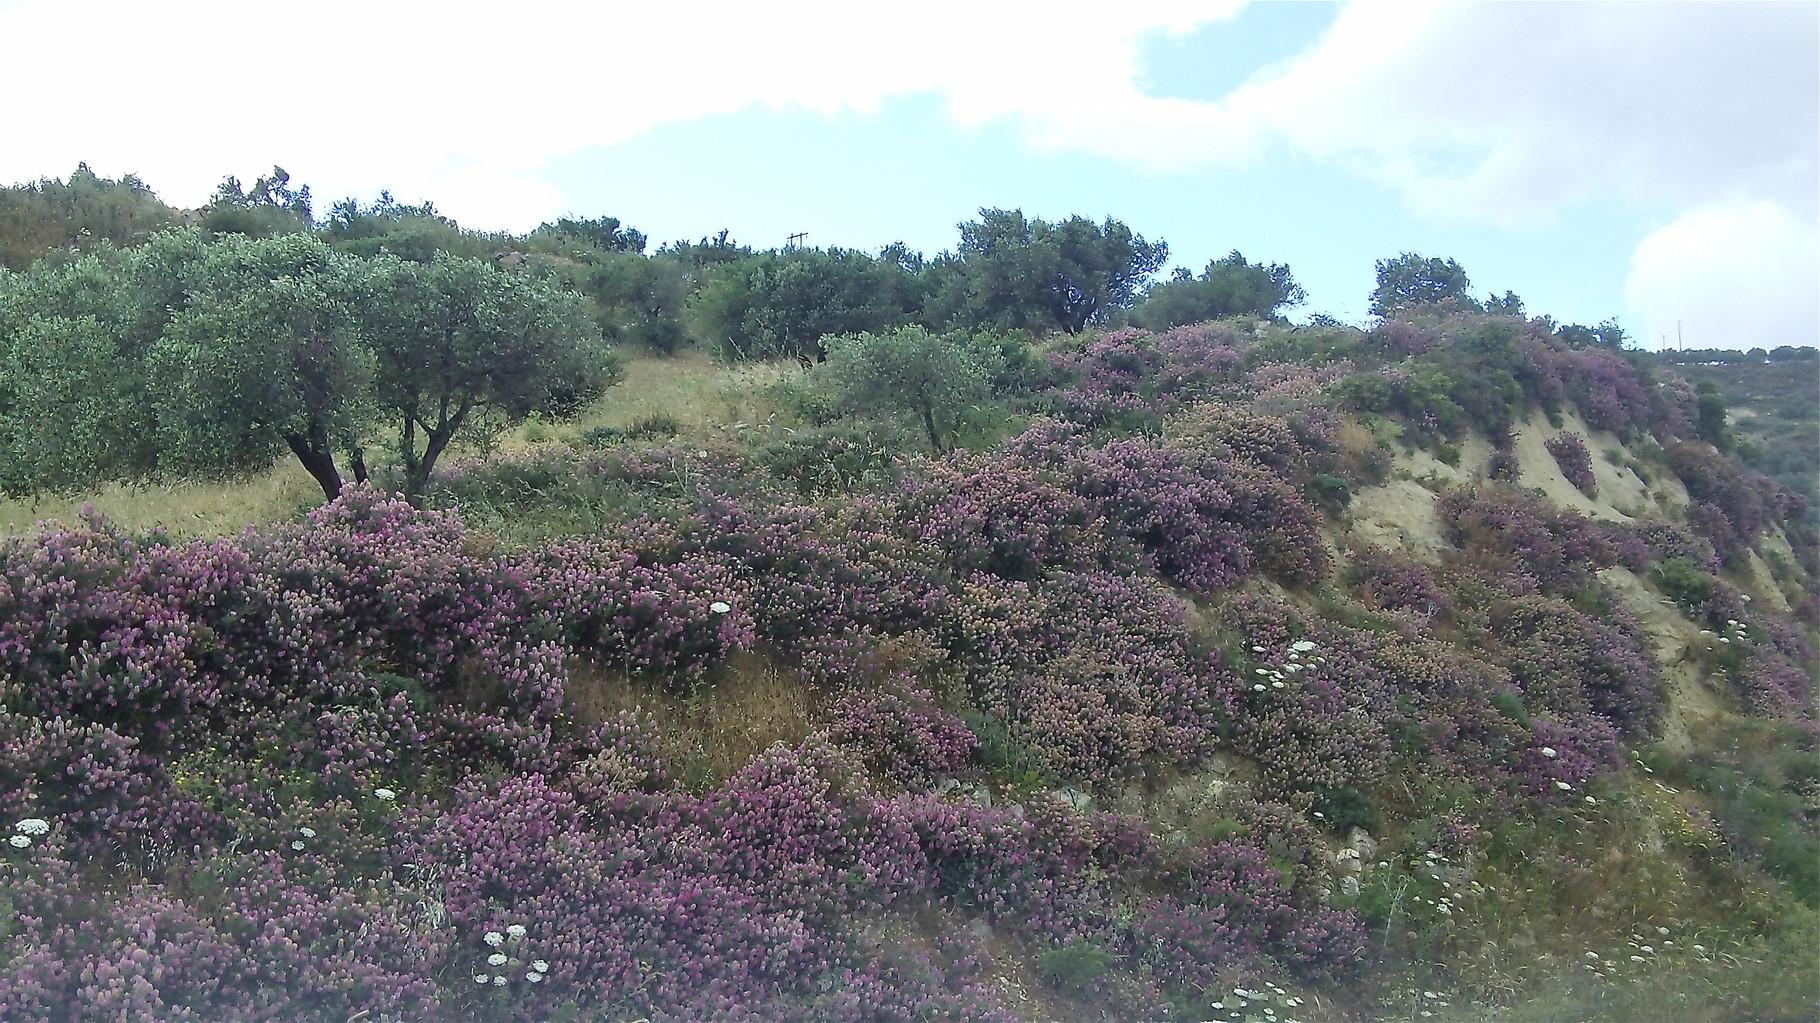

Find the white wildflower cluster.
[
  {"left": 709, "top": 601, "right": 732, "bottom": 614},
  {"left": 1207, "top": 981, "right": 1306, "bottom": 1023},
  {"left": 475, "top": 924, "right": 551, "bottom": 987},
  {"left": 1410, "top": 850, "right": 1461, "bottom": 916},
  {"left": 1579, "top": 925, "right": 1708, "bottom": 981},
  {"left": 1247, "top": 639, "right": 1323, "bottom": 693},
  {"left": 289, "top": 825, "right": 318, "bottom": 852},
  {"left": 374, "top": 787, "right": 398, "bottom": 801},
  {"left": 1701, "top": 617, "right": 1750, "bottom": 649},
  {"left": 10, "top": 818, "right": 50, "bottom": 849},
  {"left": 1408, "top": 986, "right": 1454, "bottom": 1017}
]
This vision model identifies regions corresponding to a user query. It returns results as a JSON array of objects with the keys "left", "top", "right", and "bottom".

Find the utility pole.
[{"left": 786, "top": 232, "right": 807, "bottom": 251}]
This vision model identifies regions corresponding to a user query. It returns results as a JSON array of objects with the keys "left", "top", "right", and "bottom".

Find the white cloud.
[
  {"left": 0, "top": 0, "right": 1247, "bottom": 227},
  {"left": 1624, "top": 202, "right": 1819, "bottom": 351},
  {"left": 12, "top": 1, "right": 1804, "bottom": 226},
  {"left": 1226, "top": 2, "right": 1819, "bottom": 224},
  {"left": 1, "top": 0, "right": 1812, "bottom": 348}
]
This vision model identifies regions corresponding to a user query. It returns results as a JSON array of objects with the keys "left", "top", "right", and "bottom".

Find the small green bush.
[
  {"left": 624, "top": 413, "right": 681, "bottom": 441},
  {"left": 1654, "top": 556, "right": 1718, "bottom": 610},
  {"left": 1035, "top": 939, "right": 1118, "bottom": 993}
]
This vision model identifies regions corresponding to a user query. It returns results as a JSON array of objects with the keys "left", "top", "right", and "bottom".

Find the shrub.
[{"left": 1545, "top": 431, "right": 1598, "bottom": 496}]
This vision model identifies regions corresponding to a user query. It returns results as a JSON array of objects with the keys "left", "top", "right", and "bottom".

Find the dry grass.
[
  {"left": 0, "top": 351, "right": 777, "bottom": 540},
  {"left": 566, "top": 652, "right": 822, "bottom": 786},
  {"left": 0, "top": 461, "right": 322, "bottom": 539},
  {"left": 512, "top": 350, "right": 801, "bottom": 448}
]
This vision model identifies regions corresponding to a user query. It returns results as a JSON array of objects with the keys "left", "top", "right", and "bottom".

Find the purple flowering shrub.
[
  {"left": 5, "top": 297, "right": 1816, "bottom": 1021},
  {"left": 1437, "top": 483, "right": 1628, "bottom": 592},
  {"left": 1047, "top": 324, "right": 1245, "bottom": 425},
  {"left": 947, "top": 569, "right": 1234, "bottom": 782},
  {"left": 1008, "top": 422, "right": 1328, "bottom": 591},
  {"left": 0, "top": 712, "right": 220, "bottom": 866},
  {"left": 1479, "top": 593, "right": 1661, "bottom": 739},
  {"left": 900, "top": 455, "right": 1117, "bottom": 581},
  {"left": 1665, "top": 441, "right": 1802, "bottom": 567},
  {"left": 1216, "top": 595, "right": 1397, "bottom": 797},
  {"left": 513, "top": 521, "right": 758, "bottom": 682},
  {"left": 1344, "top": 547, "right": 1448, "bottom": 622},
  {"left": 1545, "top": 431, "right": 1598, "bottom": 496},
  {"left": 676, "top": 496, "right": 954, "bottom": 676},
  {"left": 1217, "top": 588, "right": 1649, "bottom": 804},
  {"left": 827, "top": 679, "right": 978, "bottom": 788},
  {"left": 1133, "top": 837, "right": 1368, "bottom": 992}
]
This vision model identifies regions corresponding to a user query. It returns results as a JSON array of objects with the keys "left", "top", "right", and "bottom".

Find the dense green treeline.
[
  {"left": 0, "top": 166, "right": 1302, "bottom": 358},
  {"left": 3, "top": 164, "right": 1810, "bottom": 514}
]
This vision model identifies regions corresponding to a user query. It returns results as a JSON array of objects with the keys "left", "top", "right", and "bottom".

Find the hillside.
[{"left": 1, "top": 301, "right": 1815, "bottom": 1022}]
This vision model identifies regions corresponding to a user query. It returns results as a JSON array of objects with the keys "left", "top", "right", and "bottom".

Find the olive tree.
[
  {"left": 146, "top": 234, "right": 375, "bottom": 498},
  {"left": 362, "top": 253, "right": 619, "bottom": 501},
  {"left": 821, "top": 326, "right": 1002, "bottom": 454},
  {"left": 0, "top": 231, "right": 618, "bottom": 504}
]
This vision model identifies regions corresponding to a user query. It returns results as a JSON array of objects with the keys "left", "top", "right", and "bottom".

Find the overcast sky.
[{"left": 1, "top": 0, "right": 1814, "bottom": 349}]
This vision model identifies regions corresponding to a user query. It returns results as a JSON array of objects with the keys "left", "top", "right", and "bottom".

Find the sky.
[{"left": 1, "top": 0, "right": 1814, "bottom": 350}]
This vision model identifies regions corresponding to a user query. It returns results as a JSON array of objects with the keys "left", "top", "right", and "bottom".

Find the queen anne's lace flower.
[
  {"left": 709, "top": 601, "right": 732, "bottom": 614},
  {"left": 484, "top": 931, "right": 505, "bottom": 947},
  {"left": 13, "top": 819, "right": 50, "bottom": 836},
  {"left": 8, "top": 835, "right": 29, "bottom": 848},
  {"left": 505, "top": 924, "right": 527, "bottom": 939},
  {"left": 531, "top": 960, "right": 550, "bottom": 973},
  {"left": 488, "top": 953, "right": 508, "bottom": 966},
  {"left": 374, "top": 788, "right": 398, "bottom": 801}
]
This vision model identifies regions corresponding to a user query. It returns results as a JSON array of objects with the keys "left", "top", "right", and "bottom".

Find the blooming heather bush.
[
  {"left": 1153, "top": 323, "right": 1249, "bottom": 395},
  {"left": 512, "top": 520, "right": 757, "bottom": 683},
  {"left": 827, "top": 680, "right": 978, "bottom": 787},
  {"left": 1046, "top": 324, "right": 1245, "bottom": 426},
  {"left": 678, "top": 496, "right": 954, "bottom": 674},
  {"left": 1344, "top": 547, "right": 1448, "bottom": 622},
  {"left": 1133, "top": 839, "right": 1368, "bottom": 992},
  {"left": 1214, "top": 591, "right": 1633, "bottom": 802},
  {"left": 900, "top": 455, "right": 1115, "bottom": 581},
  {"left": 1633, "top": 523, "right": 1721, "bottom": 575},
  {"left": 1008, "top": 422, "right": 1327, "bottom": 591},
  {"left": 1479, "top": 592, "right": 1660, "bottom": 740},
  {"left": 0, "top": 712, "right": 220, "bottom": 867},
  {"left": 1545, "top": 430, "right": 1598, "bottom": 496},
  {"left": 1366, "top": 317, "right": 1442, "bottom": 357},
  {"left": 1437, "top": 483, "right": 1626, "bottom": 592},
  {"left": 1047, "top": 327, "right": 1167, "bottom": 427},
  {"left": 1666, "top": 441, "right": 1792, "bottom": 566},
  {"left": 1216, "top": 596, "right": 1396, "bottom": 797},
  {"left": 1732, "top": 645, "right": 1815, "bottom": 718},
  {"left": 1557, "top": 346, "right": 1658, "bottom": 438},
  {"left": 413, "top": 746, "right": 939, "bottom": 1019},
  {"left": 0, "top": 836, "right": 442, "bottom": 1022},
  {"left": 947, "top": 570, "right": 1233, "bottom": 782}
]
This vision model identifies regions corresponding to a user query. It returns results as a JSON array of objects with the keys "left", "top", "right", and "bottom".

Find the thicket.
[{"left": 2, "top": 167, "right": 1817, "bottom": 1021}]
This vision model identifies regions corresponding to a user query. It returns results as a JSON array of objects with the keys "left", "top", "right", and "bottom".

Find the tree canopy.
[
  {"left": 1369, "top": 252, "right": 1473, "bottom": 317},
  {"left": 819, "top": 326, "right": 1003, "bottom": 454},
  {"left": 0, "top": 228, "right": 617, "bottom": 502},
  {"left": 362, "top": 253, "right": 617, "bottom": 499},
  {"left": 1128, "top": 250, "right": 1305, "bottom": 331},
  {"left": 689, "top": 247, "right": 926, "bottom": 361},
  {"left": 930, "top": 209, "right": 1168, "bottom": 335},
  {"left": 0, "top": 163, "right": 178, "bottom": 270}
]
